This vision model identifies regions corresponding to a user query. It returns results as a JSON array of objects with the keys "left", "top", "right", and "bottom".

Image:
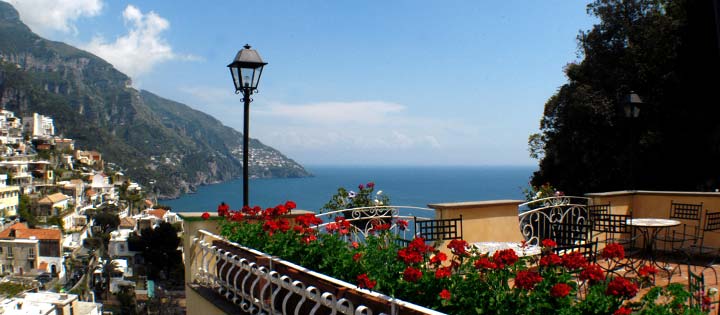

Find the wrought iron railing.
[
  {"left": 313, "top": 206, "right": 436, "bottom": 242},
  {"left": 188, "top": 229, "right": 445, "bottom": 315},
  {"left": 517, "top": 196, "right": 592, "bottom": 245}
]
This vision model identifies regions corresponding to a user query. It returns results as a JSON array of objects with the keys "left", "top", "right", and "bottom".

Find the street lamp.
[
  {"left": 228, "top": 44, "right": 267, "bottom": 207},
  {"left": 624, "top": 92, "right": 643, "bottom": 118},
  {"left": 624, "top": 91, "right": 643, "bottom": 190}
]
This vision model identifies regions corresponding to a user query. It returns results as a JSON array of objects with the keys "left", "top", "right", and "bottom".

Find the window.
[
  {"left": 0, "top": 247, "right": 3, "bottom": 254},
  {"left": 7, "top": 247, "right": 12, "bottom": 258},
  {"left": 28, "top": 248, "right": 34, "bottom": 259}
]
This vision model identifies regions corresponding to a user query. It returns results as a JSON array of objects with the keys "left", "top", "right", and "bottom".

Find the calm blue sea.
[{"left": 162, "top": 165, "right": 536, "bottom": 213}]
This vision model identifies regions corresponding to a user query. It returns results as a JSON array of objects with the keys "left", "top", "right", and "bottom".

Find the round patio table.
[
  {"left": 471, "top": 242, "right": 541, "bottom": 257},
  {"left": 626, "top": 218, "right": 681, "bottom": 277}
]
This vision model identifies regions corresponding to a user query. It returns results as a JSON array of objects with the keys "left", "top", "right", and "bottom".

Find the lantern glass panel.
[
  {"left": 230, "top": 67, "right": 241, "bottom": 90},
  {"left": 241, "top": 67, "right": 254, "bottom": 88}
]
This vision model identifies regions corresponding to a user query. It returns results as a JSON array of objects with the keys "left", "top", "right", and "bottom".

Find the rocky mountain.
[{"left": 0, "top": 2, "right": 309, "bottom": 198}]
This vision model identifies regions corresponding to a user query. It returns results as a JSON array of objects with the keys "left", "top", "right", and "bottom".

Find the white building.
[
  {"left": 0, "top": 292, "right": 102, "bottom": 315},
  {"left": 0, "top": 110, "right": 23, "bottom": 144},
  {"left": 0, "top": 174, "right": 20, "bottom": 217},
  {"left": 108, "top": 229, "right": 135, "bottom": 258},
  {"left": 23, "top": 113, "right": 55, "bottom": 139}
]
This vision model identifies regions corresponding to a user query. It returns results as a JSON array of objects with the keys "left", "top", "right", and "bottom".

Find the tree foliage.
[
  {"left": 128, "top": 222, "right": 183, "bottom": 283},
  {"left": 531, "top": 0, "right": 720, "bottom": 194}
]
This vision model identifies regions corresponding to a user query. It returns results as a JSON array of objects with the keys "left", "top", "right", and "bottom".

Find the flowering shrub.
[
  {"left": 320, "top": 182, "right": 390, "bottom": 213},
  {"left": 216, "top": 202, "right": 709, "bottom": 315},
  {"left": 523, "top": 182, "right": 564, "bottom": 201}
]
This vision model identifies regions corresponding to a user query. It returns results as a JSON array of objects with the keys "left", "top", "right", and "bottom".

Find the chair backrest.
[
  {"left": 552, "top": 238, "right": 598, "bottom": 264},
  {"left": 688, "top": 266, "right": 705, "bottom": 308},
  {"left": 591, "top": 213, "right": 633, "bottom": 234},
  {"left": 552, "top": 222, "right": 592, "bottom": 247},
  {"left": 414, "top": 215, "right": 463, "bottom": 242},
  {"left": 704, "top": 211, "right": 720, "bottom": 232},
  {"left": 669, "top": 201, "right": 702, "bottom": 222},
  {"left": 588, "top": 203, "right": 611, "bottom": 215}
]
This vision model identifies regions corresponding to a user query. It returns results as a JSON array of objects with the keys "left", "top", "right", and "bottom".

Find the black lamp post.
[
  {"left": 228, "top": 44, "right": 267, "bottom": 207},
  {"left": 624, "top": 91, "right": 643, "bottom": 190}
]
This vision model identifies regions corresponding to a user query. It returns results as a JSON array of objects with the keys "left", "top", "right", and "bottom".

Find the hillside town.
[{"left": 0, "top": 109, "right": 184, "bottom": 314}]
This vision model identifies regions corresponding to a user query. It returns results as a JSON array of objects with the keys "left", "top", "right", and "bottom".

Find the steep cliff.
[{"left": 0, "top": 2, "right": 310, "bottom": 198}]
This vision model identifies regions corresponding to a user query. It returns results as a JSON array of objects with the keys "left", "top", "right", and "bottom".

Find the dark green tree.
[
  {"left": 128, "top": 222, "right": 183, "bottom": 283},
  {"left": 530, "top": 0, "right": 720, "bottom": 194}
]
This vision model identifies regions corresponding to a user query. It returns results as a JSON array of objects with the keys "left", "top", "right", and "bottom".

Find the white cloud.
[
  {"left": 256, "top": 101, "right": 406, "bottom": 125},
  {"left": 3, "top": 0, "right": 102, "bottom": 36},
  {"left": 180, "top": 85, "right": 236, "bottom": 104},
  {"left": 82, "top": 5, "right": 200, "bottom": 79},
  {"left": 252, "top": 100, "right": 445, "bottom": 153}
]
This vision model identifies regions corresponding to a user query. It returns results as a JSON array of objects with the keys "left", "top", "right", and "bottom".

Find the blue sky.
[{"left": 4, "top": 0, "right": 597, "bottom": 166}]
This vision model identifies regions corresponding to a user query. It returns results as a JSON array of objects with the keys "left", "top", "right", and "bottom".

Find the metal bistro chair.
[
  {"left": 552, "top": 237, "right": 599, "bottom": 264},
  {"left": 681, "top": 211, "right": 720, "bottom": 284},
  {"left": 414, "top": 215, "right": 463, "bottom": 242},
  {"left": 688, "top": 265, "right": 718, "bottom": 314},
  {"left": 658, "top": 201, "right": 703, "bottom": 254},
  {"left": 591, "top": 212, "right": 641, "bottom": 274},
  {"left": 588, "top": 203, "right": 611, "bottom": 240},
  {"left": 552, "top": 221, "right": 592, "bottom": 248},
  {"left": 591, "top": 212, "right": 640, "bottom": 249}
]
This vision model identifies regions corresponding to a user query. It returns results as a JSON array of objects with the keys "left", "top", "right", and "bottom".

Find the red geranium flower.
[
  {"left": 474, "top": 257, "right": 497, "bottom": 270},
  {"left": 403, "top": 266, "right": 423, "bottom": 282},
  {"left": 439, "top": 289, "right": 451, "bottom": 301},
  {"left": 638, "top": 265, "right": 658, "bottom": 277},
  {"left": 448, "top": 239, "right": 469, "bottom": 256},
  {"left": 561, "top": 252, "right": 588, "bottom": 270},
  {"left": 356, "top": 274, "right": 376, "bottom": 289},
  {"left": 353, "top": 253, "right": 362, "bottom": 262},
  {"left": 606, "top": 277, "right": 638, "bottom": 298},
  {"left": 367, "top": 182, "right": 375, "bottom": 188},
  {"left": 493, "top": 248, "right": 519, "bottom": 268},
  {"left": 539, "top": 253, "right": 562, "bottom": 267},
  {"left": 301, "top": 234, "right": 317, "bottom": 244},
  {"left": 201, "top": 212, "right": 210, "bottom": 220},
  {"left": 613, "top": 307, "right": 632, "bottom": 315},
  {"left": 579, "top": 264, "right": 605, "bottom": 283},
  {"left": 284, "top": 200, "right": 297, "bottom": 210},
  {"left": 550, "top": 283, "right": 572, "bottom": 298},
  {"left": 435, "top": 267, "right": 452, "bottom": 279},
  {"left": 396, "top": 219, "right": 408, "bottom": 231},
  {"left": 397, "top": 248, "right": 424, "bottom": 265},
  {"left": 541, "top": 239, "right": 557, "bottom": 248},
  {"left": 230, "top": 211, "right": 244, "bottom": 222},
  {"left": 515, "top": 270, "right": 543, "bottom": 290},
  {"left": 602, "top": 243, "right": 626, "bottom": 260},
  {"left": 373, "top": 222, "right": 392, "bottom": 231},
  {"left": 430, "top": 252, "right": 447, "bottom": 265},
  {"left": 358, "top": 184, "right": 364, "bottom": 190}
]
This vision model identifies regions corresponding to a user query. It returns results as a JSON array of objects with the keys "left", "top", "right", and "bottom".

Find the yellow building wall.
[{"left": 0, "top": 186, "right": 20, "bottom": 217}]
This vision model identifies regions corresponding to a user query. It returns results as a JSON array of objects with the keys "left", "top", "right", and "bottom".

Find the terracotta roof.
[
  {"left": 146, "top": 209, "right": 167, "bottom": 219},
  {"left": 70, "top": 179, "right": 84, "bottom": 185},
  {"left": 0, "top": 223, "right": 61, "bottom": 240},
  {"left": 85, "top": 189, "right": 96, "bottom": 197},
  {"left": 119, "top": 217, "right": 136, "bottom": 228},
  {"left": 15, "top": 229, "right": 62, "bottom": 240},
  {"left": 0, "top": 222, "right": 28, "bottom": 238},
  {"left": 38, "top": 192, "right": 69, "bottom": 205}
]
